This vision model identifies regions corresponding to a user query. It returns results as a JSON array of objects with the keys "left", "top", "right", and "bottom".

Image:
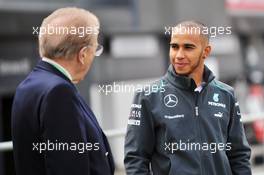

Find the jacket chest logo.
[
  {"left": 164, "top": 94, "right": 178, "bottom": 107},
  {"left": 208, "top": 93, "right": 226, "bottom": 108},
  {"left": 213, "top": 93, "right": 219, "bottom": 102}
]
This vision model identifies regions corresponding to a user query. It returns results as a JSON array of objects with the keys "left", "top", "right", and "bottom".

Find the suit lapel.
[
  {"left": 77, "top": 94, "right": 102, "bottom": 132},
  {"left": 77, "top": 95, "right": 115, "bottom": 173}
]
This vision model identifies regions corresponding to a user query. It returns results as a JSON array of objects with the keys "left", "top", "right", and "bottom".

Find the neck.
[{"left": 189, "top": 64, "right": 204, "bottom": 87}]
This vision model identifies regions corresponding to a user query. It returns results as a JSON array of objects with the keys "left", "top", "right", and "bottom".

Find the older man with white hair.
[{"left": 12, "top": 7, "right": 114, "bottom": 175}]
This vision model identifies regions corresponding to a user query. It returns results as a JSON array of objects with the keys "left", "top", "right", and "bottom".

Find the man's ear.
[
  {"left": 203, "top": 45, "right": 211, "bottom": 59},
  {"left": 78, "top": 47, "right": 88, "bottom": 65}
]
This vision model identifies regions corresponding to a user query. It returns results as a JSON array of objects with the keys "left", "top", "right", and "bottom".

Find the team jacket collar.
[{"left": 165, "top": 64, "right": 215, "bottom": 91}]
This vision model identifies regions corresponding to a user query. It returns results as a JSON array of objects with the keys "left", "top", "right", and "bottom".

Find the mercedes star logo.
[{"left": 164, "top": 94, "right": 178, "bottom": 107}]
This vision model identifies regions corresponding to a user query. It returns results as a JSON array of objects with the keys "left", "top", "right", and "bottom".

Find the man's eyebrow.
[
  {"left": 184, "top": 43, "right": 196, "bottom": 47},
  {"left": 169, "top": 43, "right": 196, "bottom": 47}
]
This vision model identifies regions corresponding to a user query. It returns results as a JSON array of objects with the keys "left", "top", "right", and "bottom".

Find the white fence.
[{"left": 0, "top": 128, "right": 126, "bottom": 152}]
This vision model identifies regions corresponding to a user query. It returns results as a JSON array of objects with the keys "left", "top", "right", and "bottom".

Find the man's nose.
[{"left": 176, "top": 48, "right": 184, "bottom": 60}]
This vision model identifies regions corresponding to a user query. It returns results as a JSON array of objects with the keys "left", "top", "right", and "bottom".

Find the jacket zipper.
[
  {"left": 195, "top": 106, "right": 199, "bottom": 116},
  {"left": 194, "top": 91, "right": 204, "bottom": 175}
]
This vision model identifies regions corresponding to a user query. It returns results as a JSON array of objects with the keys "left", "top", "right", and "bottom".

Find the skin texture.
[
  {"left": 52, "top": 33, "right": 98, "bottom": 84},
  {"left": 169, "top": 27, "right": 211, "bottom": 86},
  {"left": 75, "top": 35, "right": 98, "bottom": 82}
]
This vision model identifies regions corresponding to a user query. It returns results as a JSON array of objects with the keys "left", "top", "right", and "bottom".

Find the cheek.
[
  {"left": 169, "top": 49, "right": 175, "bottom": 62},
  {"left": 187, "top": 51, "right": 199, "bottom": 59},
  {"left": 85, "top": 56, "right": 94, "bottom": 70}
]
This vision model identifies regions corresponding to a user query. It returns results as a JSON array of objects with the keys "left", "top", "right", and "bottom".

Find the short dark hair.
[{"left": 174, "top": 20, "right": 210, "bottom": 43}]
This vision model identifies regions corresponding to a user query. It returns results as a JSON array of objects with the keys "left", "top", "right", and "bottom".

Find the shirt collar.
[
  {"left": 194, "top": 82, "right": 206, "bottom": 93},
  {"left": 42, "top": 57, "right": 73, "bottom": 81}
]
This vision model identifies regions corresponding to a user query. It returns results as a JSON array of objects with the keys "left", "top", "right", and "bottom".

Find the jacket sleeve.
[
  {"left": 41, "top": 84, "right": 90, "bottom": 175},
  {"left": 124, "top": 92, "right": 155, "bottom": 175},
  {"left": 226, "top": 95, "right": 252, "bottom": 175}
]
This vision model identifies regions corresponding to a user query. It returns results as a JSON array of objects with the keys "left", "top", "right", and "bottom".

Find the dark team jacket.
[
  {"left": 124, "top": 65, "right": 251, "bottom": 175},
  {"left": 12, "top": 60, "right": 115, "bottom": 175}
]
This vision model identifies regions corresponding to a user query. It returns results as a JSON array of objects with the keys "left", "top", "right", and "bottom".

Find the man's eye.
[
  {"left": 185, "top": 46, "right": 194, "bottom": 49},
  {"left": 170, "top": 44, "right": 178, "bottom": 49}
]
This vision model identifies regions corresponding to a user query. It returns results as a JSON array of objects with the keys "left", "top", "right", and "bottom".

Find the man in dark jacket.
[
  {"left": 12, "top": 7, "right": 114, "bottom": 175},
  {"left": 124, "top": 21, "right": 251, "bottom": 175}
]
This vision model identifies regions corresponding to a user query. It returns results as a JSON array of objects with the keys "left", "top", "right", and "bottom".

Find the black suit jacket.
[{"left": 12, "top": 60, "right": 115, "bottom": 175}]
